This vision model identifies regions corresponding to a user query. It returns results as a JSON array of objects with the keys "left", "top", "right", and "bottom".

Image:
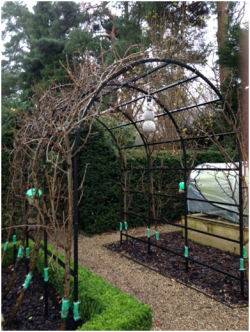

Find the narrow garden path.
[{"left": 78, "top": 225, "right": 248, "bottom": 330}]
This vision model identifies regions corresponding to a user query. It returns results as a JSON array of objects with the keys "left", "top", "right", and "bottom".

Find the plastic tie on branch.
[
  {"left": 155, "top": 231, "right": 160, "bottom": 241},
  {"left": 119, "top": 222, "right": 123, "bottom": 232},
  {"left": 26, "top": 188, "right": 43, "bottom": 206},
  {"left": 243, "top": 246, "right": 248, "bottom": 259},
  {"left": 26, "top": 188, "right": 43, "bottom": 198},
  {"left": 44, "top": 267, "right": 49, "bottom": 282},
  {"left": 23, "top": 272, "right": 32, "bottom": 289},
  {"left": 25, "top": 247, "right": 30, "bottom": 258},
  {"left": 178, "top": 181, "right": 185, "bottom": 193},
  {"left": 239, "top": 258, "right": 245, "bottom": 271},
  {"left": 3, "top": 241, "right": 9, "bottom": 252},
  {"left": 146, "top": 227, "right": 150, "bottom": 238},
  {"left": 61, "top": 298, "right": 70, "bottom": 319},
  {"left": 17, "top": 246, "right": 24, "bottom": 259},
  {"left": 12, "top": 234, "right": 17, "bottom": 245},
  {"left": 184, "top": 246, "right": 189, "bottom": 258},
  {"left": 73, "top": 301, "right": 81, "bottom": 321},
  {"left": 124, "top": 221, "right": 128, "bottom": 231}
]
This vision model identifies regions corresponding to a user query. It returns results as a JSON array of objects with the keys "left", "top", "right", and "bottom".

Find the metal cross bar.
[
  {"left": 118, "top": 75, "right": 199, "bottom": 109},
  {"left": 109, "top": 98, "right": 221, "bottom": 131},
  {"left": 125, "top": 189, "right": 179, "bottom": 198},
  {"left": 187, "top": 197, "right": 239, "bottom": 207},
  {"left": 124, "top": 211, "right": 241, "bottom": 244},
  {"left": 109, "top": 75, "right": 199, "bottom": 130},
  {"left": 122, "top": 233, "right": 240, "bottom": 280},
  {"left": 125, "top": 211, "right": 242, "bottom": 243},
  {"left": 157, "top": 99, "right": 222, "bottom": 117},
  {"left": 117, "top": 63, "right": 169, "bottom": 89},
  {"left": 124, "top": 167, "right": 239, "bottom": 172},
  {"left": 122, "top": 131, "right": 236, "bottom": 150}
]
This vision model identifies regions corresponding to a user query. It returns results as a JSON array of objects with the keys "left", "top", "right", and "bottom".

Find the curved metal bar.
[
  {"left": 79, "top": 57, "right": 223, "bottom": 120},
  {"left": 77, "top": 57, "right": 225, "bottom": 276}
]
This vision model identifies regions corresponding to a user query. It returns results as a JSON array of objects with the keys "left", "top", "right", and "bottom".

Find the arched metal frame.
[{"left": 70, "top": 58, "right": 246, "bottom": 305}]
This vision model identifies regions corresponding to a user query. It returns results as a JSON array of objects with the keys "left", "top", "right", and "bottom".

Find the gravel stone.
[{"left": 77, "top": 225, "right": 248, "bottom": 330}]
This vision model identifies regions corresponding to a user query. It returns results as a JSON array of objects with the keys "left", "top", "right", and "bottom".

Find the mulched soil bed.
[
  {"left": 2, "top": 261, "right": 78, "bottom": 330},
  {"left": 106, "top": 231, "right": 248, "bottom": 307}
]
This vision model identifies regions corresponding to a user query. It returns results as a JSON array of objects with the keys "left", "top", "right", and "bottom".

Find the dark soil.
[
  {"left": 106, "top": 231, "right": 248, "bottom": 307},
  {"left": 2, "top": 261, "right": 80, "bottom": 330}
]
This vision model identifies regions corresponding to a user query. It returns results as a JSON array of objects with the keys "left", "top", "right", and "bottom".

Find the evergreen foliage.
[{"left": 77, "top": 124, "right": 228, "bottom": 234}]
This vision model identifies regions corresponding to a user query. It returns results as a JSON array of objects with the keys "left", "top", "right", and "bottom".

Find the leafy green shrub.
[{"left": 2, "top": 243, "right": 152, "bottom": 331}]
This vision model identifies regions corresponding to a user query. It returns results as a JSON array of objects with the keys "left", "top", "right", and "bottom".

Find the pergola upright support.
[
  {"left": 72, "top": 130, "right": 80, "bottom": 319},
  {"left": 238, "top": 158, "right": 245, "bottom": 297}
]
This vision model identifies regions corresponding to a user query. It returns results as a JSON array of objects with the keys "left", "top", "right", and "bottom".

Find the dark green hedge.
[
  {"left": 78, "top": 124, "right": 228, "bottom": 234},
  {"left": 78, "top": 125, "right": 121, "bottom": 234},
  {"left": 2, "top": 243, "right": 152, "bottom": 330}
]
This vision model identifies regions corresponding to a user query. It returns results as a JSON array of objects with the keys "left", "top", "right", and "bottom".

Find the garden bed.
[
  {"left": 106, "top": 231, "right": 248, "bottom": 307},
  {"left": 2, "top": 243, "right": 152, "bottom": 330},
  {"left": 2, "top": 262, "right": 77, "bottom": 330}
]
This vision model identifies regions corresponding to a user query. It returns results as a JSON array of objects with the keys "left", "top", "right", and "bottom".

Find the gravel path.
[{"left": 78, "top": 225, "right": 248, "bottom": 330}]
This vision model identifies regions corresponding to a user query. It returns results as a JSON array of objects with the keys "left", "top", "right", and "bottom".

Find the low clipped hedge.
[{"left": 2, "top": 243, "right": 152, "bottom": 331}]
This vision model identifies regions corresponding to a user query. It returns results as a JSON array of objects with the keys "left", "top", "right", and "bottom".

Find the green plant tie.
[
  {"left": 124, "top": 221, "right": 128, "bottom": 230},
  {"left": 44, "top": 267, "right": 49, "bottom": 282},
  {"left": 61, "top": 298, "right": 70, "bottom": 319},
  {"left": 146, "top": 227, "right": 150, "bottom": 238},
  {"left": 25, "top": 247, "right": 30, "bottom": 258},
  {"left": 12, "top": 234, "right": 17, "bottom": 245},
  {"left": 155, "top": 231, "right": 160, "bottom": 241},
  {"left": 73, "top": 301, "right": 81, "bottom": 321},
  {"left": 119, "top": 222, "right": 123, "bottom": 232},
  {"left": 179, "top": 181, "right": 185, "bottom": 191},
  {"left": 23, "top": 272, "right": 32, "bottom": 289},
  {"left": 184, "top": 246, "right": 189, "bottom": 258},
  {"left": 243, "top": 246, "right": 247, "bottom": 259},
  {"left": 17, "top": 246, "right": 24, "bottom": 259},
  {"left": 26, "top": 188, "right": 43, "bottom": 198},
  {"left": 239, "top": 258, "right": 245, "bottom": 271},
  {"left": 3, "top": 241, "right": 8, "bottom": 252}
]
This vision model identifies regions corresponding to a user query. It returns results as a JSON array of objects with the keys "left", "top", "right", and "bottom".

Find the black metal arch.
[
  {"left": 71, "top": 58, "right": 246, "bottom": 307},
  {"left": 6, "top": 58, "right": 246, "bottom": 325}
]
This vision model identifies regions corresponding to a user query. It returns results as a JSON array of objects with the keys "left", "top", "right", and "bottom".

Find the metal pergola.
[
  {"left": 71, "top": 58, "right": 247, "bottom": 302},
  {"left": 8, "top": 58, "right": 247, "bottom": 323}
]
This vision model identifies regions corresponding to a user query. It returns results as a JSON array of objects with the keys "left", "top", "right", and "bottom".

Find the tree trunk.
[
  {"left": 60, "top": 134, "right": 74, "bottom": 329},
  {"left": 7, "top": 230, "right": 42, "bottom": 324},
  {"left": 216, "top": 1, "right": 230, "bottom": 87}
]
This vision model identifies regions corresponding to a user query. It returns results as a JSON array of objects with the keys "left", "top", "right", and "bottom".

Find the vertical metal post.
[
  {"left": 13, "top": 230, "right": 17, "bottom": 264},
  {"left": 147, "top": 231, "right": 151, "bottom": 254},
  {"left": 120, "top": 226, "right": 123, "bottom": 245},
  {"left": 183, "top": 147, "right": 189, "bottom": 272},
  {"left": 72, "top": 131, "right": 80, "bottom": 304},
  {"left": 147, "top": 156, "right": 153, "bottom": 255},
  {"left": 44, "top": 211, "right": 49, "bottom": 317},
  {"left": 124, "top": 166, "right": 128, "bottom": 242},
  {"left": 25, "top": 200, "right": 29, "bottom": 273},
  {"left": 238, "top": 158, "right": 245, "bottom": 297},
  {"left": 41, "top": 156, "right": 49, "bottom": 318}
]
